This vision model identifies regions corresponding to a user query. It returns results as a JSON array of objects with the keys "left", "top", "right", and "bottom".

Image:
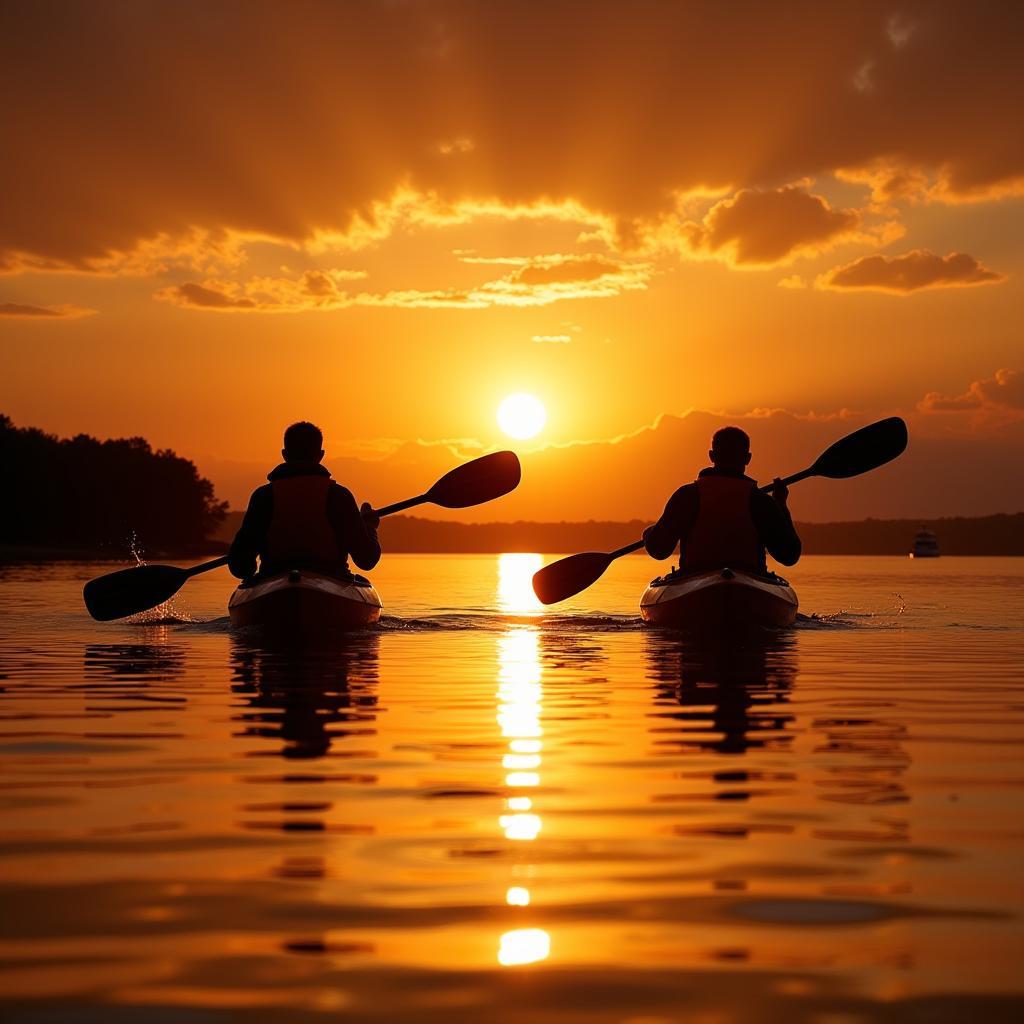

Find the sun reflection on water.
[
  {"left": 495, "top": 559, "right": 550, "bottom": 966},
  {"left": 497, "top": 552, "right": 545, "bottom": 615},
  {"left": 498, "top": 928, "right": 551, "bottom": 966}
]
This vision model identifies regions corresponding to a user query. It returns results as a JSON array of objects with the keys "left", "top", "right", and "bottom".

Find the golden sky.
[{"left": 1, "top": 1, "right": 1022, "bottom": 519}]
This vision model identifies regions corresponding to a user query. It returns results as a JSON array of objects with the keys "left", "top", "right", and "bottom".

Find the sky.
[{"left": 2, "top": 0, "right": 1022, "bottom": 521}]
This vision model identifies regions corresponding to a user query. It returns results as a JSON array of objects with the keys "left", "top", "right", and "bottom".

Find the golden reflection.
[
  {"left": 499, "top": 812, "right": 542, "bottom": 841},
  {"left": 497, "top": 552, "right": 545, "bottom": 614},
  {"left": 498, "top": 928, "right": 551, "bottom": 966},
  {"left": 495, "top": 612, "right": 548, "bottom": 965},
  {"left": 504, "top": 771, "right": 540, "bottom": 788},
  {"left": 506, "top": 886, "right": 531, "bottom": 907},
  {"left": 503, "top": 753, "right": 541, "bottom": 769}
]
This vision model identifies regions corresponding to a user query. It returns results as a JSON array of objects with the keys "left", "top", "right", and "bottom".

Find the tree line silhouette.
[{"left": 1, "top": 414, "right": 227, "bottom": 553}]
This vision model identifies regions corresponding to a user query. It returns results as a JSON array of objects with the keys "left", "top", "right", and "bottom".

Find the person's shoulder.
[
  {"left": 249, "top": 482, "right": 273, "bottom": 502},
  {"left": 671, "top": 481, "right": 699, "bottom": 500},
  {"left": 328, "top": 481, "right": 356, "bottom": 502}
]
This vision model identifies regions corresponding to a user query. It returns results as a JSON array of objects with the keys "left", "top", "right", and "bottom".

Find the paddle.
[
  {"left": 531, "top": 417, "right": 908, "bottom": 605},
  {"left": 84, "top": 450, "right": 522, "bottom": 621}
]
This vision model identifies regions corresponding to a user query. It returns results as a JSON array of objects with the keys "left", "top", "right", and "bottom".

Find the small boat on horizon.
[{"left": 910, "top": 526, "right": 940, "bottom": 558}]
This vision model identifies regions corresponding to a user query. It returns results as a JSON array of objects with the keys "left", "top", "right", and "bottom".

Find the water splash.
[
  {"left": 128, "top": 530, "right": 146, "bottom": 566},
  {"left": 122, "top": 533, "right": 196, "bottom": 624}
]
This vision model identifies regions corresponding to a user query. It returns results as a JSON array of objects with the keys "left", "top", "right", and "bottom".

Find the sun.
[{"left": 497, "top": 393, "right": 546, "bottom": 440}]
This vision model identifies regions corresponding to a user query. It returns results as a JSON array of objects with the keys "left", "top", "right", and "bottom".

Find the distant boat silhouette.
[{"left": 909, "top": 526, "right": 940, "bottom": 558}]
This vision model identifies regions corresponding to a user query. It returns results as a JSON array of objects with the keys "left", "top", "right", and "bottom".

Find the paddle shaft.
[
  {"left": 186, "top": 555, "right": 230, "bottom": 577},
  {"left": 759, "top": 469, "right": 812, "bottom": 492},
  {"left": 373, "top": 495, "right": 427, "bottom": 517}
]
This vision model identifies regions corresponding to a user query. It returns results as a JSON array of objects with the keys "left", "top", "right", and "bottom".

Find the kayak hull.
[
  {"left": 228, "top": 570, "right": 382, "bottom": 635},
  {"left": 640, "top": 568, "right": 798, "bottom": 632}
]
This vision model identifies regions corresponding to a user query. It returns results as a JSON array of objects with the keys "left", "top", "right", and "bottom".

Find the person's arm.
[
  {"left": 330, "top": 484, "right": 381, "bottom": 571},
  {"left": 643, "top": 485, "right": 695, "bottom": 561},
  {"left": 228, "top": 486, "right": 272, "bottom": 579},
  {"left": 752, "top": 479, "right": 801, "bottom": 566}
]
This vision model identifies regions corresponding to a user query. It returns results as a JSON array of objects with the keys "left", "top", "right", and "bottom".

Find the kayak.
[
  {"left": 228, "top": 569, "right": 382, "bottom": 634},
  {"left": 640, "top": 567, "right": 798, "bottom": 631}
]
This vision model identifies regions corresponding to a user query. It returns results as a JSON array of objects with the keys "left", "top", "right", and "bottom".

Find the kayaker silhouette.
[
  {"left": 228, "top": 421, "right": 381, "bottom": 581},
  {"left": 642, "top": 426, "right": 801, "bottom": 574}
]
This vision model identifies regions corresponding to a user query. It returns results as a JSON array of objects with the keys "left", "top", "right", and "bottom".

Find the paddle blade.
[
  {"left": 532, "top": 551, "right": 614, "bottom": 605},
  {"left": 425, "top": 450, "right": 521, "bottom": 509},
  {"left": 83, "top": 564, "right": 188, "bottom": 621},
  {"left": 811, "top": 416, "right": 908, "bottom": 480}
]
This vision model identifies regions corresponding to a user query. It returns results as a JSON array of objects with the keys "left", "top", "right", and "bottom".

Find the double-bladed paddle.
[
  {"left": 83, "top": 450, "right": 522, "bottom": 621},
  {"left": 531, "top": 416, "right": 908, "bottom": 605}
]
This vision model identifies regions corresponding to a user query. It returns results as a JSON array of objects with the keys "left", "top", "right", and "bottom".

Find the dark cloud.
[
  {"left": 920, "top": 369, "right": 1024, "bottom": 413},
  {"left": 513, "top": 257, "right": 626, "bottom": 286},
  {"left": 0, "top": 301, "right": 94, "bottom": 318},
  {"left": 820, "top": 250, "right": 1004, "bottom": 293},
  {"left": 1, "top": 1, "right": 1022, "bottom": 271},
  {"left": 301, "top": 271, "right": 336, "bottom": 297},
  {"left": 681, "top": 186, "right": 862, "bottom": 265},
  {"left": 164, "top": 283, "right": 257, "bottom": 309},
  {"left": 156, "top": 254, "right": 649, "bottom": 313}
]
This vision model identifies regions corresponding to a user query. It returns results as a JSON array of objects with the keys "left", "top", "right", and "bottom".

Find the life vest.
[
  {"left": 683, "top": 475, "right": 765, "bottom": 573},
  {"left": 263, "top": 476, "right": 341, "bottom": 568}
]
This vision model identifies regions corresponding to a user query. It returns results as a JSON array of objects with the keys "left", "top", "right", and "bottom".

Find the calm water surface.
[{"left": 1, "top": 554, "right": 1022, "bottom": 1022}]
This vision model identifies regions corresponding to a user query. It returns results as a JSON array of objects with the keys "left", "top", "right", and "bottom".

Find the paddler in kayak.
[
  {"left": 642, "top": 426, "right": 801, "bottom": 573},
  {"left": 228, "top": 421, "right": 381, "bottom": 581}
]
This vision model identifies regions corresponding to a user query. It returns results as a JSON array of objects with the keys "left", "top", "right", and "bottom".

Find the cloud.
[
  {"left": 161, "top": 282, "right": 257, "bottom": 310},
  {"left": 2, "top": 3, "right": 1023, "bottom": 274},
  {"left": 0, "top": 302, "right": 95, "bottom": 319},
  {"left": 919, "top": 369, "right": 1024, "bottom": 413},
  {"left": 668, "top": 186, "right": 870, "bottom": 266},
  {"left": 156, "top": 254, "right": 650, "bottom": 313},
  {"left": 436, "top": 137, "right": 474, "bottom": 156},
  {"left": 838, "top": 161, "right": 1024, "bottom": 207},
  {"left": 818, "top": 250, "right": 1005, "bottom": 293},
  {"left": 532, "top": 334, "right": 571, "bottom": 343},
  {"left": 0, "top": 228, "right": 254, "bottom": 278}
]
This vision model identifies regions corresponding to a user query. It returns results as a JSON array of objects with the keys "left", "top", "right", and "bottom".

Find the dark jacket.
[
  {"left": 228, "top": 462, "right": 381, "bottom": 579},
  {"left": 643, "top": 467, "right": 801, "bottom": 569}
]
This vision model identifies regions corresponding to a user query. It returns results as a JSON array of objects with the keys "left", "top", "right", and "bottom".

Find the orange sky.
[{"left": 1, "top": 1, "right": 1022, "bottom": 520}]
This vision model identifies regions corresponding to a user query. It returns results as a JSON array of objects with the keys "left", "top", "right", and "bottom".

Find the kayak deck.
[
  {"left": 228, "top": 569, "right": 382, "bottom": 634},
  {"left": 640, "top": 567, "right": 798, "bottom": 632}
]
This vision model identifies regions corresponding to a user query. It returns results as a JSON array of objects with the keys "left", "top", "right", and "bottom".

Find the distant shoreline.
[
  {"left": 0, "top": 541, "right": 229, "bottom": 564},
  {"left": 6, "top": 511, "right": 1020, "bottom": 561}
]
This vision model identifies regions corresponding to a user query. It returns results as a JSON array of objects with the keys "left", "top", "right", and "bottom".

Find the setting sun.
[{"left": 497, "top": 393, "right": 546, "bottom": 440}]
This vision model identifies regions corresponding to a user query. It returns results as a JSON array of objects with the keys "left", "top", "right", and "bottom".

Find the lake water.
[{"left": 1, "top": 554, "right": 1022, "bottom": 1022}]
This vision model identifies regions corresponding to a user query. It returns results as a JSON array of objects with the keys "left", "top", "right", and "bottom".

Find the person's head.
[
  {"left": 709, "top": 426, "right": 751, "bottom": 473},
  {"left": 282, "top": 421, "right": 324, "bottom": 464}
]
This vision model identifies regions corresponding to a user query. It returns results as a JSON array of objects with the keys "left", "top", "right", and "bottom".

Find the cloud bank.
[
  {"left": 1, "top": 1, "right": 1021, "bottom": 277},
  {"left": 0, "top": 302, "right": 95, "bottom": 319},
  {"left": 819, "top": 250, "right": 1004, "bottom": 293},
  {"left": 919, "top": 368, "right": 1024, "bottom": 412}
]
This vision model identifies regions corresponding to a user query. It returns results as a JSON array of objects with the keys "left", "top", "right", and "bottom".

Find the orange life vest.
[
  {"left": 683, "top": 475, "right": 764, "bottom": 573},
  {"left": 263, "top": 476, "right": 341, "bottom": 568}
]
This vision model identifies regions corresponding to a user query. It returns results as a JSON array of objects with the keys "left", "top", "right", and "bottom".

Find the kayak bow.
[
  {"left": 228, "top": 569, "right": 382, "bottom": 634},
  {"left": 640, "top": 567, "right": 797, "bottom": 631}
]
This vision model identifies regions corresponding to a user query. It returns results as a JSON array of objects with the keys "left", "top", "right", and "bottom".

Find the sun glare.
[{"left": 497, "top": 393, "right": 546, "bottom": 440}]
